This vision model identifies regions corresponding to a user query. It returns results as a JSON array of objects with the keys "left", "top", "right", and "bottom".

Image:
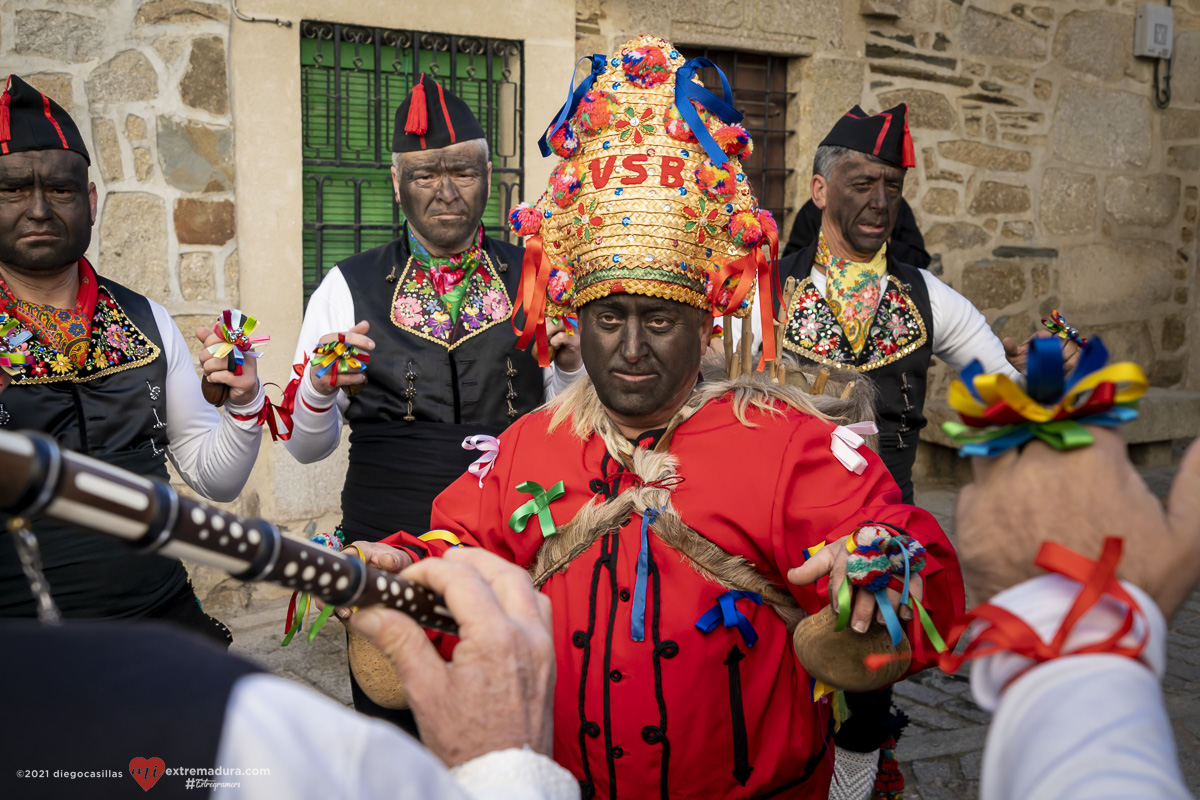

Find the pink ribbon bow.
[
  {"left": 462, "top": 434, "right": 500, "bottom": 488},
  {"left": 830, "top": 421, "right": 879, "bottom": 475}
]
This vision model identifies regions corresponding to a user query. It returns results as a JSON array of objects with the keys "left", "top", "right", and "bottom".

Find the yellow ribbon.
[
  {"left": 950, "top": 362, "right": 1147, "bottom": 422},
  {"left": 419, "top": 529, "right": 463, "bottom": 546}
]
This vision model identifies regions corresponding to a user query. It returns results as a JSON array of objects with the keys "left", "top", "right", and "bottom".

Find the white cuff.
[
  {"left": 451, "top": 747, "right": 580, "bottom": 799},
  {"left": 299, "top": 368, "right": 339, "bottom": 410},
  {"left": 223, "top": 383, "right": 266, "bottom": 418},
  {"left": 969, "top": 575, "right": 1166, "bottom": 712}
]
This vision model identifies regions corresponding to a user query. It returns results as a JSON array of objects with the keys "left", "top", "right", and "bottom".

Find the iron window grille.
[
  {"left": 300, "top": 21, "right": 524, "bottom": 304},
  {"left": 684, "top": 47, "right": 794, "bottom": 226}
]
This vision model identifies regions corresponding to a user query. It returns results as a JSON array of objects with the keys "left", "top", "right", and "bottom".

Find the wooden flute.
[{"left": 0, "top": 429, "right": 458, "bottom": 635}]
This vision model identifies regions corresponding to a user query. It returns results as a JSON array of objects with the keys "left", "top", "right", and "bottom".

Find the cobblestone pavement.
[{"left": 221, "top": 466, "right": 1200, "bottom": 798}]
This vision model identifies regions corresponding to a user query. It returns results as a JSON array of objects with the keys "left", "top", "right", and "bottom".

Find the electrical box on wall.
[{"left": 1134, "top": 3, "right": 1174, "bottom": 59}]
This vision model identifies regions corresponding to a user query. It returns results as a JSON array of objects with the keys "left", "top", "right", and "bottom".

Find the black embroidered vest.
[
  {"left": 336, "top": 233, "right": 543, "bottom": 539},
  {"left": 778, "top": 242, "right": 934, "bottom": 502},
  {"left": 0, "top": 621, "right": 261, "bottom": 799},
  {"left": 0, "top": 277, "right": 186, "bottom": 618}
]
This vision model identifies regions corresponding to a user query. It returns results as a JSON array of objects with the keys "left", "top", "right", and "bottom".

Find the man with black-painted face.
[
  {"left": 355, "top": 39, "right": 965, "bottom": 799},
  {"left": 0, "top": 75, "right": 266, "bottom": 644},
  {"left": 775, "top": 104, "right": 1074, "bottom": 800},
  {"left": 777, "top": 104, "right": 1030, "bottom": 505},
  {"left": 284, "top": 74, "right": 582, "bottom": 731}
]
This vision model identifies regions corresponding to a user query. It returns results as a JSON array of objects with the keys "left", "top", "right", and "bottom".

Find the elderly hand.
[
  {"left": 548, "top": 319, "right": 582, "bottom": 373},
  {"left": 309, "top": 320, "right": 374, "bottom": 396},
  {"left": 195, "top": 326, "right": 260, "bottom": 406},
  {"left": 1003, "top": 329, "right": 1081, "bottom": 373},
  {"left": 955, "top": 428, "right": 1200, "bottom": 618},
  {"left": 787, "top": 527, "right": 923, "bottom": 632},
  {"left": 348, "top": 547, "right": 555, "bottom": 767}
]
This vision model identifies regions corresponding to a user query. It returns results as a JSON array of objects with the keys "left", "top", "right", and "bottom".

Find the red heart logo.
[{"left": 128, "top": 757, "right": 165, "bottom": 792}]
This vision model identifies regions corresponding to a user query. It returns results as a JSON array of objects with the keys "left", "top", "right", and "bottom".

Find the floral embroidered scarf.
[
  {"left": 816, "top": 231, "right": 888, "bottom": 355},
  {"left": 406, "top": 226, "right": 485, "bottom": 324},
  {"left": 0, "top": 258, "right": 99, "bottom": 368}
]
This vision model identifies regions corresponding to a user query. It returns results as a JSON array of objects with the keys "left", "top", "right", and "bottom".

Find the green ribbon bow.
[{"left": 509, "top": 480, "right": 565, "bottom": 538}]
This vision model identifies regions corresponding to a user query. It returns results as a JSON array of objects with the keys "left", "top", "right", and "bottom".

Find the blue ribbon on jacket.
[
  {"left": 630, "top": 505, "right": 663, "bottom": 642},
  {"left": 695, "top": 590, "right": 763, "bottom": 648},
  {"left": 538, "top": 54, "right": 608, "bottom": 157},
  {"left": 674, "top": 58, "right": 745, "bottom": 168}
]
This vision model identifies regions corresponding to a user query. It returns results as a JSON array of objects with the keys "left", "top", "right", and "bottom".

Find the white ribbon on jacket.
[
  {"left": 462, "top": 435, "right": 501, "bottom": 488},
  {"left": 830, "top": 421, "right": 879, "bottom": 475}
]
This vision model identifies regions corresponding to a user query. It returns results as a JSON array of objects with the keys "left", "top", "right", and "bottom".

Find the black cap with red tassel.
[
  {"left": 819, "top": 103, "right": 915, "bottom": 170},
  {"left": 392, "top": 74, "right": 486, "bottom": 153},
  {"left": 0, "top": 74, "right": 90, "bottom": 164}
]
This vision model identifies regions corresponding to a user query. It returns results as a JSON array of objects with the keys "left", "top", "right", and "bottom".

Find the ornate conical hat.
[{"left": 509, "top": 36, "right": 779, "bottom": 367}]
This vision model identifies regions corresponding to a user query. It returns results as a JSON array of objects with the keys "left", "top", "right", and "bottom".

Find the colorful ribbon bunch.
[
  {"left": 462, "top": 435, "right": 500, "bottom": 488},
  {"left": 1042, "top": 309, "right": 1087, "bottom": 347},
  {"left": 508, "top": 480, "right": 565, "bottom": 538},
  {"left": 0, "top": 315, "right": 31, "bottom": 377},
  {"left": 837, "top": 525, "right": 929, "bottom": 649},
  {"left": 695, "top": 590, "right": 763, "bottom": 648},
  {"left": 943, "top": 336, "right": 1146, "bottom": 458},
  {"left": 312, "top": 334, "right": 370, "bottom": 386},
  {"left": 207, "top": 309, "right": 269, "bottom": 376},
  {"left": 281, "top": 529, "right": 345, "bottom": 646}
]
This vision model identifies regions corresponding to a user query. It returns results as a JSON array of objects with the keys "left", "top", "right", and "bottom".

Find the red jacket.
[{"left": 385, "top": 394, "right": 965, "bottom": 799}]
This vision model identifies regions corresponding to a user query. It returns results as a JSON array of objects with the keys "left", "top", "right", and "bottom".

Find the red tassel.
[
  {"left": 0, "top": 77, "right": 12, "bottom": 146},
  {"left": 900, "top": 107, "right": 916, "bottom": 169},
  {"left": 405, "top": 74, "right": 428, "bottom": 136}
]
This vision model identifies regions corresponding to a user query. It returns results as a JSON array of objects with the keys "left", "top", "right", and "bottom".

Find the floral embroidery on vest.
[
  {"left": 782, "top": 277, "right": 927, "bottom": 371},
  {"left": 11, "top": 284, "right": 161, "bottom": 385},
  {"left": 390, "top": 250, "right": 513, "bottom": 349}
]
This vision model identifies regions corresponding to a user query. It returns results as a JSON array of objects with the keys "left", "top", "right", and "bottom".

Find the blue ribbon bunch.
[{"left": 695, "top": 590, "right": 764, "bottom": 648}]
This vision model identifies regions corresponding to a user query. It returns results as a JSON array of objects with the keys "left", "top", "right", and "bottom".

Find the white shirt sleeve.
[
  {"left": 213, "top": 673, "right": 580, "bottom": 800},
  {"left": 920, "top": 271, "right": 1020, "bottom": 379},
  {"left": 970, "top": 576, "right": 1189, "bottom": 800},
  {"left": 282, "top": 267, "right": 354, "bottom": 464},
  {"left": 154, "top": 302, "right": 263, "bottom": 503},
  {"left": 544, "top": 362, "right": 586, "bottom": 400}
]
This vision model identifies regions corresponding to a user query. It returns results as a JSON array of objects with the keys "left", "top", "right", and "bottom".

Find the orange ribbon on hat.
[{"left": 512, "top": 235, "right": 553, "bottom": 367}]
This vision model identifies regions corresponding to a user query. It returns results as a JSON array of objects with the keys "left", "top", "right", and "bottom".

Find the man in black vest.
[
  {"left": 284, "top": 76, "right": 581, "bottom": 726},
  {"left": 0, "top": 75, "right": 266, "bottom": 644},
  {"left": 778, "top": 103, "right": 1078, "bottom": 800},
  {"left": 778, "top": 103, "right": 1030, "bottom": 506}
]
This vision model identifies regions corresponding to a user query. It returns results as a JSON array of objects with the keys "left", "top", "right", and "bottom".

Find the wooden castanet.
[
  {"left": 792, "top": 604, "right": 910, "bottom": 692},
  {"left": 342, "top": 618, "right": 410, "bottom": 709}
]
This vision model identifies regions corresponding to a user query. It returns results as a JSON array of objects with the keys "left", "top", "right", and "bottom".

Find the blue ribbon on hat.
[
  {"left": 695, "top": 590, "right": 763, "bottom": 648},
  {"left": 630, "top": 505, "right": 663, "bottom": 642},
  {"left": 674, "top": 58, "right": 745, "bottom": 168},
  {"left": 538, "top": 54, "right": 608, "bottom": 157}
]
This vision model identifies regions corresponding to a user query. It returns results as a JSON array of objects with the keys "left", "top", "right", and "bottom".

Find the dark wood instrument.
[{"left": 0, "top": 429, "right": 457, "bottom": 635}]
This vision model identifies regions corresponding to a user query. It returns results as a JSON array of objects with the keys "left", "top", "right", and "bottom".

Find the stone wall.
[
  {"left": 576, "top": 0, "right": 1200, "bottom": 394},
  {"left": 1, "top": 0, "right": 239, "bottom": 376}
]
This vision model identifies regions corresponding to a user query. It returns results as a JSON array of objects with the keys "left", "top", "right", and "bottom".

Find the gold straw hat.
[{"left": 510, "top": 35, "right": 779, "bottom": 367}]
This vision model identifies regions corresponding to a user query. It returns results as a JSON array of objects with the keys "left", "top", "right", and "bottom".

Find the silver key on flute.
[{"left": 0, "top": 429, "right": 458, "bottom": 635}]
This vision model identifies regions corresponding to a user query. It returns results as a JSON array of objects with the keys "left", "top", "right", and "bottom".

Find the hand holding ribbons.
[
  {"left": 309, "top": 321, "right": 373, "bottom": 394},
  {"left": 944, "top": 336, "right": 1146, "bottom": 458},
  {"left": 196, "top": 309, "right": 264, "bottom": 406}
]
